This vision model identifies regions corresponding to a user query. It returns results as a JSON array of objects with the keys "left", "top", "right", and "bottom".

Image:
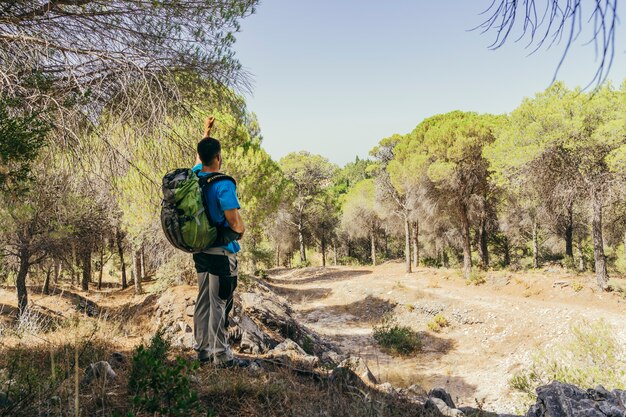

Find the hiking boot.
[{"left": 215, "top": 358, "right": 251, "bottom": 369}]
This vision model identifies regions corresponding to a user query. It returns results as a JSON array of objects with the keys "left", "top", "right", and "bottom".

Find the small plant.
[
  {"left": 427, "top": 314, "right": 449, "bottom": 333},
  {"left": 509, "top": 319, "right": 626, "bottom": 402},
  {"left": 572, "top": 281, "right": 584, "bottom": 292},
  {"left": 466, "top": 270, "right": 486, "bottom": 286},
  {"left": 128, "top": 330, "right": 201, "bottom": 417},
  {"left": 372, "top": 315, "right": 421, "bottom": 356},
  {"left": 301, "top": 335, "right": 314, "bottom": 355}
]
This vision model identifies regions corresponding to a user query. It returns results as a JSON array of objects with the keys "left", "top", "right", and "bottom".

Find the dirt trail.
[{"left": 267, "top": 263, "right": 626, "bottom": 413}]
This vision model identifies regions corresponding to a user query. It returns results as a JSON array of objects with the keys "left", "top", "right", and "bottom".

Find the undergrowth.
[
  {"left": 509, "top": 319, "right": 626, "bottom": 404},
  {"left": 373, "top": 315, "right": 421, "bottom": 356}
]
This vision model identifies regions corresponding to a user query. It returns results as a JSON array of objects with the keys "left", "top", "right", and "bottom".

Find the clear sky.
[{"left": 233, "top": 1, "right": 626, "bottom": 166}]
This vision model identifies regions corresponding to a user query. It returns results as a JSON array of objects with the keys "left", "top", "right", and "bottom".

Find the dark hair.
[{"left": 197, "top": 137, "right": 221, "bottom": 165}]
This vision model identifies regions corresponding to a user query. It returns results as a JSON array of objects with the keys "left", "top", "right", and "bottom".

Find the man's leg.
[
  {"left": 206, "top": 272, "right": 235, "bottom": 363},
  {"left": 193, "top": 271, "right": 212, "bottom": 362}
]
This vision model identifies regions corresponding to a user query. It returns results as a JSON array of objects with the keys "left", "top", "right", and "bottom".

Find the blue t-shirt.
[{"left": 192, "top": 164, "right": 241, "bottom": 254}]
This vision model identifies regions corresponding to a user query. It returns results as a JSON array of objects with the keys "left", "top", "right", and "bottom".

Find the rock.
[
  {"left": 236, "top": 315, "right": 269, "bottom": 355},
  {"left": 268, "top": 339, "right": 319, "bottom": 368},
  {"left": 526, "top": 381, "right": 626, "bottom": 417},
  {"left": 108, "top": 352, "right": 126, "bottom": 369},
  {"left": 553, "top": 281, "right": 570, "bottom": 288},
  {"left": 185, "top": 298, "right": 195, "bottom": 307},
  {"left": 0, "top": 391, "right": 8, "bottom": 407},
  {"left": 425, "top": 397, "right": 465, "bottom": 417},
  {"left": 321, "top": 350, "right": 343, "bottom": 366},
  {"left": 332, "top": 356, "right": 378, "bottom": 386},
  {"left": 81, "top": 361, "right": 117, "bottom": 386},
  {"left": 185, "top": 305, "right": 195, "bottom": 317},
  {"left": 429, "top": 387, "right": 456, "bottom": 409},
  {"left": 248, "top": 361, "right": 263, "bottom": 376},
  {"left": 178, "top": 321, "right": 192, "bottom": 333},
  {"left": 377, "top": 382, "right": 396, "bottom": 395}
]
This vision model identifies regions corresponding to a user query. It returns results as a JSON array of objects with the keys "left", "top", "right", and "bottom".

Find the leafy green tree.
[
  {"left": 279, "top": 152, "right": 338, "bottom": 263},
  {"left": 488, "top": 83, "right": 626, "bottom": 289},
  {"left": 341, "top": 179, "right": 383, "bottom": 266},
  {"left": 394, "top": 112, "right": 499, "bottom": 278},
  {"left": 0, "top": 97, "right": 48, "bottom": 192}
]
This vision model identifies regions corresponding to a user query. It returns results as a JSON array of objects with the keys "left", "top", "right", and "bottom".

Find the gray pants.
[{"left": 192, "top": 249, "right": 238, "bottom": 363}]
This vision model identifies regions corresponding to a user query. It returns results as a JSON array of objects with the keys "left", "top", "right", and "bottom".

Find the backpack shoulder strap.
[{"left": 204, "top": 173, "right": 236, "bottom": 187}]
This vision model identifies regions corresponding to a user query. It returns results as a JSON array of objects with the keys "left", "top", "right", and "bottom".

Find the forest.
[
  {"left": 3, "top": 2, "right": 626, "bottom": 417},
  {"left": 4, "top": 75, "right": 626, "bottom": 317}
]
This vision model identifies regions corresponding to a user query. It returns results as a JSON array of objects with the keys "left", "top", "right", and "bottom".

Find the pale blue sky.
[{"left": 233, "top": 1, "right": 626, "bottom": 166}]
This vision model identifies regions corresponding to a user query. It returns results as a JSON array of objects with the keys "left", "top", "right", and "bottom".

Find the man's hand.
[{"left": 224, "top": 208, "right": 245, "bottom": 234}]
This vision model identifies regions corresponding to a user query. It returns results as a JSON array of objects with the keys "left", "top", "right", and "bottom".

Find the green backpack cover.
[{"left": 160, "top": 168, "right": 234, "bottom": 253}]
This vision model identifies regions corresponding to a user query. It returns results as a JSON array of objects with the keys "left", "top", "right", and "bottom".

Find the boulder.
[
  {"left": 429, "top": 387, "right": 456, "bottom": 409},
  {"left": 268, "top": 339, "right": 319, "bottom": 368},
  {"left": 425, "top": 397, "right": 465, "bottom": 416},
  {"left": 81, "top": 361, "right": 117, "bottom": 386},
  {"left": 331, "top": 356, "right": 378, "bottom": 386},
  {"left": 526, "top": 381, "right": 626, "bottom": 417}
]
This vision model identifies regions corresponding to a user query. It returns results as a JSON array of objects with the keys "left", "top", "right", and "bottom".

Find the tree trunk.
[
  {"left": 297, "top": 219, "right": 306, "bottom": 263},
  {"left": 116, "top": 230, "right": 128, "bottom": 289},
  {"left": 370, "top": 227, "right": 377, "bottom": 267},
  {"left": 532, "top": 220, "right": 539, "bottom": 269},
  {"left": 98, "top": 247, "right": 104, "bottom": 290},
  {"left": 276, "top": 247, "right": 280, "bottom": 268},
  {"left": 478, "top": 218, "right": 489, "bottom": 268},
  {"left": 134, "top": 249, "right": 143, "bottom": 294},
  {"left": 412, "top": 221, "right": 419, "bottom": 268},
  {"left": 502, "top": 236, "right": 511, "bottom": 267},
  {"left": 140, "top": 245, "right": 146, "bottom": 279},
  {"left": 54, "top": 260, "right": 61, "bottom": 285},
  {"left": 333, "top": 239, "right": 337, "bottom": 266},
  {"left": 565, "top": 203, "right": 574, "bottom": 258},
  {"left": 404, "top": 215, "right": 412, "bottom": 273},
  {"left": 384, "top": 230, "right": 389, "bottom": 258},
  {"left": 43, "top": 266, "right": 52, "bottom": 295},
  {"left": 81, "top": 246, "right": 92, "bottom": 292},
  {"left": 460, "top": 205, "right": 472, "bottom": 279},
  {"left": 578, "top": 240, "right": 586, "bottom": 272},
  {"left": 16, "top": 247, "right": 30, "bottom": 315},
  {"left": 321, "top": 237, "right": 326, "bottom": 267},
  {"left": 591, "top": 189, "right": 608, "bottom": 290}
]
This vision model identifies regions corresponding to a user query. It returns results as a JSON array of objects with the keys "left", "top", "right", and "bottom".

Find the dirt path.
[{"left": 267, "top": 263, "right": 626, "bottom": 413}]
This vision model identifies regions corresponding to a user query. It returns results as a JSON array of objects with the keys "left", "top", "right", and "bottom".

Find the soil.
[
  {"left": 2, "top": 263, "right": 626, "bottom": 414},
  {"left": 266, "top": 263, "right": 626, "bottom": 413}
]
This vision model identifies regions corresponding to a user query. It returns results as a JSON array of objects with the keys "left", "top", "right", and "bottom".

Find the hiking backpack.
[{"left": 160, "top": 168, "right": 236, "bottom": 253}]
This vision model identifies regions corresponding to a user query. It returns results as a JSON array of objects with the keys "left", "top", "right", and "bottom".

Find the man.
[{"left": 191, "top": 128, "right": 247, "bottom": 367}]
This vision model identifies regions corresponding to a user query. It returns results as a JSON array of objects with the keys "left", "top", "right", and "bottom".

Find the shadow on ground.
[
  {"left": 268, "top": 268, "right": 371, "bottom": 285},
  {"left": 299, "top": 295, "right": 396, "bottom": 324},
  {"left": 264, "top": 283, "right": 333, "bottom": 302}
]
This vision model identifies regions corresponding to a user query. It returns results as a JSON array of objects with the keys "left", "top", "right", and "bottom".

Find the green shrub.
[
  {"left": 337, "top": 256, "right": 360, "bottom": 266},
  {"left": 509, "top": 319, "right": 626, "bottom": 402},
  {"left": 466, "top": 270, "right": 486, "bottom": 286},
  {"left": 128, "top": 331, "right": 202, "bottom": 416},
  {"left": 421, "top": 257, "right": 442, "bottom": 268},
  {"left": 372, "top": 315, "right": 421, "bottom": 356},
  {"left": 572, "top": 281, "right": 583, "bottom": 292},
  {"left": 427, "top": 314, "right": 450, "bottom": 333}
]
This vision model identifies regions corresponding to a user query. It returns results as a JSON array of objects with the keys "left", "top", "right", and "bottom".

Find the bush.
[
  {"left": 372, "top": 315, "right": 421, "bottom": 356},
  {"left": 421, "top": 257, "right": 442, "bottom": 268},
  {"left": 337, "top": 256, "right": 360, "bottom": 266},
  {"left": 427, "top": 314, "right": 450, "bottom": 333},
  {"left": 466, "top": 270, "right": 486, "bottom": 286},
  {"left": 509, "top": 319, "right": 626, "bottom": 401},
  {"left": 128, "top": 331, "right": 202, "bottom": 417},
  {"left": 572, "top": 281, "right": 583, "bottom": 292}
]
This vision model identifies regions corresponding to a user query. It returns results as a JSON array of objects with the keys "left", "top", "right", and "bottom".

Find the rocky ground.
[
  {"left": 1, "top": 263, "right": 626, "bottom": 416},
  {"left": 264, "top": 263, "right": 626, "bottom": 414}
]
